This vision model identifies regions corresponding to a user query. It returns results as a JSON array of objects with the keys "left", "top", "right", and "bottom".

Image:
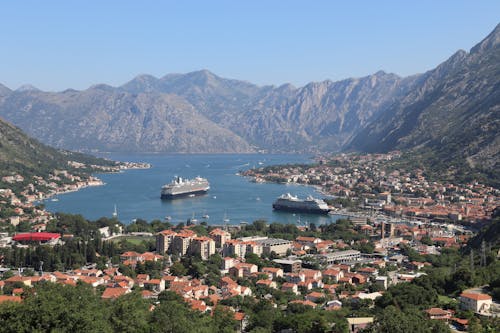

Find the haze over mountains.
[{"left": 0, "top": 24, "right": 498, "bottom": 170}]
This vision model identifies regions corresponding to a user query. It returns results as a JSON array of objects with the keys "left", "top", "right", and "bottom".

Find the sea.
[{"left": 43, "top": 153, "right": 343, "bottom": 226}]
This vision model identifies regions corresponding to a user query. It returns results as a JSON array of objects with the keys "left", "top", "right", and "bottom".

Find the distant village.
[
  {"left": 243, "top": 152, "right": 499, "bottom": 225},
  {"left": 0, "top": 160, "right": 149, "bottom": 229}
]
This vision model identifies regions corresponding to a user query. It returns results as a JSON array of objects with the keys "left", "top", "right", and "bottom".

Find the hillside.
[
  {"left": 347, "top": 24, "right": 500, "bottom": 175},
  {"left": 0, "top": 117, "right": 114, "bottom": 179}
]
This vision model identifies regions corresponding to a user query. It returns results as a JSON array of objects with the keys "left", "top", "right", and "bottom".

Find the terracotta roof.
[
  {"left": 290, "top": 300, "right": 317, "bottom": 307},
  {"left": 425, "top": 308, "right": 451, "bottom": 316},
  {"left": 256, "top": 279, "right": 272, "bottom": 285},
  {"left": 262, "top": 267, "right": 281, "bottom": 273},
  {"left": 102, "top": 287, "right": 128, "bottom": 299},
  {"left": 0, "top": 295, "right": 22, "bottom": 303},
  {"left": 234, "top": 312, "right": 245, "bottom": 321},
  {"left": 460, "top": 292, "right": 492, "bottom": 301},
  {"left": 307, "top": 291, "right": 324, "bottom": 298}
]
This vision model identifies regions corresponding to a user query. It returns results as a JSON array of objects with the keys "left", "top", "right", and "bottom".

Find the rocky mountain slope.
[
  {"left": 348, "top": 23, "right": 500, "bottom": 171},
  {"left": 0, "top": 24, "right": 498, "bottom": 166},
  {"left": 0, "top": 70, "right": 412, "bottom": 153}
]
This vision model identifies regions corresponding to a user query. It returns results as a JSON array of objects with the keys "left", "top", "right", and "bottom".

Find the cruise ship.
[
  {"left": 161, "top": 176, "right": 210, "bottom": 199},
  {"left": 272, "top": 193, "right": 330, "bottom": 214}
]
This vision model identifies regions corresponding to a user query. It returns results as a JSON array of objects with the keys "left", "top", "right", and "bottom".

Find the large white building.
[{"left": 459, "top": 292, "right": 492, "bottom": 314}]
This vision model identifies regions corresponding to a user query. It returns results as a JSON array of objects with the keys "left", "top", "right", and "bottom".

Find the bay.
[{"left": 44, "top": 153, "right": 340, "bottom": 226}]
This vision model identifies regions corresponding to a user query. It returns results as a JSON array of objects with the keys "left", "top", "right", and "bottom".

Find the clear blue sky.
[{"left": 1, "top": 1, "right": 499, "bottom": 91}]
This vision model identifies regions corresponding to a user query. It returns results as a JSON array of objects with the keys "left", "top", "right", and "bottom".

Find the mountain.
[
  {"left": 0, "top": 116, "right": 111, "bottom": 179},
  {"left": 0, "top": 24, "right": 498, "bottom": 164},
  {"left": 0, "top": 70, "right": 409, "bottom": 153},
  {"left": 0, "top": 86, "right": 253, "bottom": 153},
  {"left": 348, "top": 23, "right": 500, "bottom": 171}
]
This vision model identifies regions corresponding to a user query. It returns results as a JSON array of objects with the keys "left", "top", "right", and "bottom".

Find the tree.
[
  {"left": 362, "top": 305, "right": 449, "bottom": 333},
  {"left": 109, "top": 292, "right": 150, "bottom": 333},
  {"left": 212, "top": 306, "right": 239, "bottom": 333},
  {"left": 376, "top": 282, "right": 438, "bottom": 311},
  {"left": 170, "top": 262, "right": 187, "bottom": 277},
  {"left": 0, "top": 283, "right": 113, "bottom": 332},
  {"left": 149, "top": 300, "right": 210, "bottom": 333}
]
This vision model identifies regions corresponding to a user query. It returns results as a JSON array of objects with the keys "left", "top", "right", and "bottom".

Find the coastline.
[{"left": 34, "top": 162, "right": 151, "bottom": 203}]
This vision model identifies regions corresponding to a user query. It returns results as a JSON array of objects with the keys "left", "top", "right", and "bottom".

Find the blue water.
[{"left": 44, "top": 154, "right": 339, "bottom": 226}]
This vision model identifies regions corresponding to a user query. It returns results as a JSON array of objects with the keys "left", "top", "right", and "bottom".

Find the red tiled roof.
[
  {"left": 0, "top": 295, "right": 22, "bottom": 303},
  {"left": 460, "top": 292, "right": 492, "bottom": 301},
  {"left": 290, "top": 300, "right": 317, "bottom": 307},
  {"left": 12, "top": 232, "right": 60, "bottom": 242},
  {"left": 102, "top": 287, "right": 128, "bottom": 299}
]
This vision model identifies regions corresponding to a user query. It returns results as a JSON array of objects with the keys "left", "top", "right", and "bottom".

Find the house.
[
  {"left": 281, "top": 282, "right": 299, "bottom": 295},
  {"left": 261, "top": 267, "right": 284, "bottom": 280},
  {"left": 285, "top": 272, "right": 305, "bottom": 284},
  {"left": 325, "top": 300, "right": 342, "bottom": 311},
  {"left": 459, "top": 292, "right": 492, "bottom": 314},
  {"left": 4, "top": 276, "right": 32, "bottom": 287},
  {"left": 347, "top": 317, "right": 374, "bottom": 333},
  {"left": 322, "top": 268, "right": 343, "bottom": 282},
  {"left": 256, "top": 279, "right": 277, "bottom": 289},
  {"left": 301, "top": 269, "right": 322, "bottom": 281},
  {"left": 144, "top": 279, "right": 165, "bottom": 292},
  {"left": 305, "top": 291, "right": 325, "bottom": 303},
  {"left": 101, "top": 287, "right": 130, "bottom": 299},
  {"left": 295, "top": 236, "right": 322, "bottom": 248},
  {"left": 298, "top": 280, "right": 313, "bottom": 291},
  {"left": 425, "top": 308, "right": 453, "bottom": 321},
  {"left": 356, "top": 267, "right": 378, "bottom": 278},
  {"left": 290, "top": 299, "right": 317, "bottom": 308},
  {"left": 229, "top": 263, "right": 257, "bottom": 278},
  {"left": 234, "top": 312, "right": 248, "bottom": 333}
]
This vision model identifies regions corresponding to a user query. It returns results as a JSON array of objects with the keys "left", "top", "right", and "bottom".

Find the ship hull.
[
  {"left": 272, "top": 203, "right": 330, "bottom": 215},
  {"left": 161, "top": 189, "right": 208, "bottom": 200}
]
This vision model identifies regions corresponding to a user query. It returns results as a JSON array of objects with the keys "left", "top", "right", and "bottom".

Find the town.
[
  {"left": 242, "top": 152, "right": 499, "bottom": 225},
  {"left": 0, "top": 152, "right": 498, "bottom": 332}
]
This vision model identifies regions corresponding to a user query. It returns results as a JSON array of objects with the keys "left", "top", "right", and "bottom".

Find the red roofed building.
[
  {"left": 0, "top": 295, "right": 22, "bottom": 304},
  {"left": 12, "top": 232, "right": 60, "bottom": 245},
  {"left": 190, "top": 237, "right": 216, "bottom": 260},
  {"left": 101, "top": 287, "right": 130, "bottom": 299},
  {"left": 459, "top": 293, "right": 492, "bottom": 313},
  {"left": 425, "top": 308, "right": 453, "bottom": 321},
  {"left": 290, "top": 299, "right": 317, "bottom": 308},
  {"left": 209, "top": 228, "right": 231, "bottom": 248}
]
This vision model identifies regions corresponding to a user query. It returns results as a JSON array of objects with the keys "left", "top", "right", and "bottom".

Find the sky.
[{"left": 0, "top": 1, "right": 499, "bottom": 91}]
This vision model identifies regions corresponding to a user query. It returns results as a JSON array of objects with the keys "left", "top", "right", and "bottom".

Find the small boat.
[
  {"left": 203, "top": 214, "right": 209, "bottom": 219},
  {"left": 188, "top": 194, "right": 195, "bottom": 197},
  {"left": 189, "top": 213, "right": 198, "bottom": 224},
  {"left": 51, "top": 198, "right": 59, "bottom": 202},
  {"left": 112, "top": 204, "right": 118, "bottom": 218},
  {"left": 165, "top": 216, "right": 172, "bottom": 222}
]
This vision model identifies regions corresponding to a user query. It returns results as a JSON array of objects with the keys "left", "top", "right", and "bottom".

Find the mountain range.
[{"left": 0, "top": 24, "right": 498, "bottom": 171}]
